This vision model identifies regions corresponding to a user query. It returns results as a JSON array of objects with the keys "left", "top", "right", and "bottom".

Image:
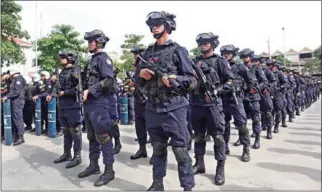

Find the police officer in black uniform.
[
  {"left": 49, "top": 50, "right": 83, "bottom": 168},
  {"left": 2, "top": 69, "right": 27, "bottom": 145},
  {"left": 129, "top": 45, "right": 151, "bottom": 161},
  {"left": 220, "top": 44, "right": 252, "bottom": 162},
  {"left": 1, "top": 71, "right": 11, "bottom": 140},
  {"left": 191, "top": 33, "right": 234, "bottom": 186},
  {"left": 137, "top": 11, "right": 197, "bottom": 191},
  {"left": 77, "top": 30, "right": 116, "bottom": 187}
]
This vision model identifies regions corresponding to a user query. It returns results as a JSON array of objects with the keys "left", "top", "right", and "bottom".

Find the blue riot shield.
[
  {"left": 119, "top": 95, "right": 129, "bottom": 125},
  {"left": 48, "top": 98, "right": 56, "bottom": 138},
  {"left": 3, "top": 99, "right": 12, "bottom": 146},
  {"left": 35, "top": 98, "right": 42, "bottom": 136}
]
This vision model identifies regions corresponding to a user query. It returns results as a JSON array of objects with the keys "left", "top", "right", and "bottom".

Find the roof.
[
  {"left": 7, "top": 37, "right": 32, "bottom": 48},
  {"left": 272, "top": 50, "right": 283, "bottom": 56},
  {"left": 299, "top": 47, "right": 313, "bottom": 54},
  {"left": 260, "top": 52, "right": 269, "bottom": 57},
  {"left": 286, "top": 49, "right": 298, "bottom": 55}
]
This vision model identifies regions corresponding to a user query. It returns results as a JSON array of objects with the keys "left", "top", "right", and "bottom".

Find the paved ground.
[{"left": 1, "top": 98, "right": 321, "bottom": 191}]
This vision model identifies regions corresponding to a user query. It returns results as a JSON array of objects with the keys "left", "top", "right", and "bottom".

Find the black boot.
[
  {"left": 250, "top": 132, "right": 255, "bottom": 138},
  {"left": 226, "top": 144, "right": 230, "bottom": 155},
  {"left": 149, "top": 155, "right": 154, "bottom": 165},
  {"left": 65, "top": 151, "right": 82, "bottom": 169},
  {"left": 13, "top": 135, "right": 25, "bottom": 146},
  {"left": 187, "top": 139, "right": 192, "bottom": 151},
  {"left": 25, "top": 126, "right": 32, "bottom": 131},
  {"left": 147, "top": 179, "right": 164, "bottom": 191},
  {"left": 288, "top": 116, "right": 294, "bottom": 122},
  {"left": 281, "top": 120, "right": 287, "bottom": 127},
  {"left": 273, "top": 125, "right": 279, "bottom": 133},
  {"left": 53, "top": 148, "right": 72, "bottom": 163},
  {"left": 296, "top": 109, "right": 300, "bottom": 116},
  {"left": 113, "top": 137, "right": 122, "bottom": 154},
  {"left": 94, "top": 164, "right": 115, "bottom": 187},
  {"left": 233, "top": 138, "right": 241, "bottom": 146},
  {"left": 241, "top": 146, "right": 250, "bottom": 162},
  {"left": 205, "top": 135, "right": 211, "bottom": 142},
  {"left": 262, "top": 126, "right": 267, "bottom": 131},
  {"left": 266, "top": 126, "right": 272, "bottom": 139},
  {"left": 252, "top": 134, "right": 260, "bottom": 149},
  {"left": 193, "top": 155, "right": 206, "bottom": 174},
  {"left": 78, "top": 159, "right": 101, "bottom": 178},
  {"left": 130, "top": 144, "right": 148, "bottom": 160},
  {"left": 214, "top": 160, "right": 225, "bottom": 186}
]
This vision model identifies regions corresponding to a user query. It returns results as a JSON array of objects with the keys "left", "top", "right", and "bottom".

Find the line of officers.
[{"left": 1, "top": 10, "right": 321, "bottom": 191}]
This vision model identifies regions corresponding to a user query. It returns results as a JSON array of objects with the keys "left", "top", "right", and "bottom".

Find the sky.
[{"left": 18, "top": 1, "right": 321, "bottom": 56}]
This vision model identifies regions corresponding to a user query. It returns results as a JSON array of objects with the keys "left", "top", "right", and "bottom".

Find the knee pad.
[
  {"left": 238, "top": 125, "right": 249, "bottom": 135},
  {"left": 212, "top": 135, "right": 225, "bottom": 147},
  {"left": 194, "top": 133, "right": 206, "bottom": 143},
  {"left": 62, "top": 127, "right": 70, "bottom": 135},
  {"left": 252, "top": 115, "right": 260, "bottom": 124},
  {"left": 70, "top": 126, "right": 81, "bottom": 135},
  {"left": 95, "top": 133, "right": 111, "bottom": 145},
  {"left": 172, "top": 147, "right": 190, "bottom": 163},
  {"left": 152, "top": 142, "right": 167, "bottom": 157}
]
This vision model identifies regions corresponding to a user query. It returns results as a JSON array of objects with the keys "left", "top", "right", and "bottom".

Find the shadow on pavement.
[
  {"left": 257, "top": 162, "right": 321, "bottom": 183},
  {"left": 287, "top": 127, "right": 321, "bottom": 132},
  {"left": 120, "top": 135, "right": 138, "bottom": 146},
  {"left": 283, "top": 139, "right": 321, "bottom": 146},
  {"left": 288, "top": 132, "right": 321, "bottom": 137},
  {"left": 15, "top": 144, "right": 88, "bottom": 189},
  {"left": 14, "top": 144, "right": 147, "bottom": 190},
  {"left": 267, "top": 148, "right": 321, "bottom": 160}
]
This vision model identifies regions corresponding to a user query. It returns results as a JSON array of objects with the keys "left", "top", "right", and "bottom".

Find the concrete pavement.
[{"left": 1, "top": 98, "right": 321, "bottom": 190}]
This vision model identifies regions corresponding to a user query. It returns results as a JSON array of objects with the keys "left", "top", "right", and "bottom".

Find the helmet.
[
  {"left": 239, "top": 48, "right": 254, "bottom": 59},
  {"left": 146, "top": 11, "right": 176, "bottom": 32},
  {"left": 84, "top": 29, "right": 109, "bottom": 47},
  {"left": 130, "top": 45, "right": 145, "bottom": 54},
  {"left": 196, "top": 33, "right": 220, "bottom": 48},
  {"left": 252, "top": 55, "right": 261, "bottom": 62},
  {"left": 220, "top": 44, "right": 239, "bottom": 56},
  {"left": 9, "top": 68, "right": 20, "bottom": 76},
  {"left": 58, "top": 49, "right": 76, "bottom": 63},
  {"left": 266, "top": 59, "right": 276, "bottom": 66},
  {"left": 31, "top": 74, "right": 41, "bottom": 82},
  {"left": 40, "top": 71, "right": 50, "bottom": 79}
]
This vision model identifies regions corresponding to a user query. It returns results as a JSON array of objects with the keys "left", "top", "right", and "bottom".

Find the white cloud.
[{"left": 18, "top": 1, "right": 321, "bottom": 56}]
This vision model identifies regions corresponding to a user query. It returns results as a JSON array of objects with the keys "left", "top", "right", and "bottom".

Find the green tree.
[
  {"left": 275, "top": 55, "right": 292, "bottom": 66},
  {"left": 1, "top": 0, "right": 30, "bottom": 67},
  {"left": 36, "top": 24, "right": 86, "bottom": 72},
  {"left": 303, "top": 46, "right": 321, "bottom": 74},
  {"left": 118, "top": 34, "right": 144, "bottom": 74},
  {"left": 189, "top": 47, "right": 201, "bottom": 58}
]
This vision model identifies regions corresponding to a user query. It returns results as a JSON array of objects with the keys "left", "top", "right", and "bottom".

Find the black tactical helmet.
[
  {"left": 196, "top": 33, "right": 220, "bottom": 48},
  {"left": 130, "top": 45, "right": 145, "bottom": 54},
  {"left": 239, "top": 48, "right": 254, "bottom": 59},
  {"left": 252, "top": 55, "right": 261, "bottom": 62},
  {"left": 266, "top": 59, "right": 276, "bottom": 66},
  {"left": 220, "top": 44, "right": 239, "bottom": 56},
  {"left": 58, "top": 50, "right": 76, "bottom": 63},
  {"left": 84, "top": 29, "right": 109, "bottom": 47},
  {"left": 146, "top": 11, "right": 176, "bottom": 33}
]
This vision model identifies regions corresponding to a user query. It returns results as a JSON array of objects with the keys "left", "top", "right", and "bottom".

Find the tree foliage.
[
  {"left": 115, "top": 34, "right": 144, "bottom": 78},
  {"left": 275, "top": 55, "right": 292, "bottom": 66},
  {"left": 1, "top": 0, "right": 30, "bottom": 67},
  {"left": 36, "top": 24, "right": 86, "bottom": 72},
  {"left": 189, "top": 47, "right": 201, "bottom": 58},
  {"left": 302, "top": 46, "right": 321, "bottom": 74}
]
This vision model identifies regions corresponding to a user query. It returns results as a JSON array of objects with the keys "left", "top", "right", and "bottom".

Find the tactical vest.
[
  {"left": 143, "top": 43, "right": 179, "bottom": 103},
  {"left": 231, "top": 63, "right": 246, "bottom": 93},
  {"left": 59, "top": 67, "right": 77, "bottom": 92},
  {"left": 85, "top": 56, "right": 100, "bottom": 88},
  {"left": 10, "top": 76, "right": 26, "bottom": 99},
  {"left": 193, "top": 56, "right": 220, "bottom": 96}
]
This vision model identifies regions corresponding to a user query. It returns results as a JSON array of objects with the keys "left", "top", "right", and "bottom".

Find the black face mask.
[
  {"left": 201, "top": 48, "right": 212, "bottom": 55},
  {"left": 153, "top": 30, "right": 165, "bottom": 39}
]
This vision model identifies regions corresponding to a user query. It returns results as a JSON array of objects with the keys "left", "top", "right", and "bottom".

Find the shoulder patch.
[
  {"left": 106, "top": 58, "right": 112, "bottom": 66},
  {"left": 16, "top": 81, "right": 21, "bottom": 85}
]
